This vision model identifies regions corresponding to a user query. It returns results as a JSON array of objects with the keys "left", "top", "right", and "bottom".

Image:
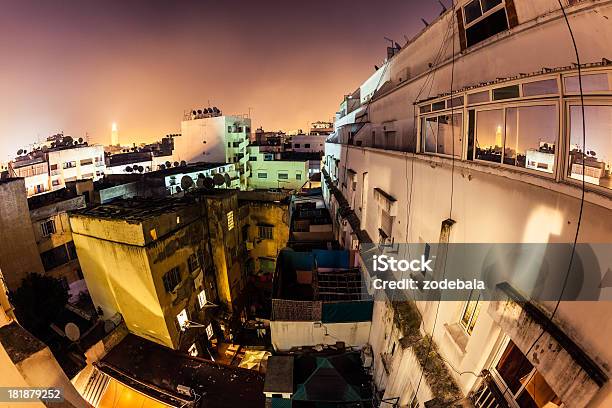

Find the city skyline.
[{"left": 0, "top": 0, "right": 447, "bottom": 161}]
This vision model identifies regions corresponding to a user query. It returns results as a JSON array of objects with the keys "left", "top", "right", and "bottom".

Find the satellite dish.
[
  {"left": 180, "top": 160, "right": 187, "bottom": 167},
  {"left": 197, "top": 109, "right": 202, "bottom": 115},
  {"left": 181, "top": 175, "right": 194, "bottom": 190},
  {"left": 103, "top": 320, "right": 116, "bottom": 333},
  {"left": 213, "top": 173, "right": 225, "bottom": 186},
  {"left": 173, "top": 161, "right": 179, "bottom": 167},
  {"left": 224, "top": 173, "right": 231, "bottom": 187},
  {"left": 203, "top": 177, "right": 215, "bottom": 189},
  {"left": 65, "top": 322, "right": 81, "bottom": 342},
  {"left": 17, "top": 149, "right": 23, "bottom": 155}
]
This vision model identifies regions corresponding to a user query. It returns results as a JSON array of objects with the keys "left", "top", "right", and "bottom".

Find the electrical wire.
[
  {"left": 495, "top": 0, "right": 587, "bottom": 403},
  {"left": 413, "top": 0, "right": 459, "bottom": 399}
]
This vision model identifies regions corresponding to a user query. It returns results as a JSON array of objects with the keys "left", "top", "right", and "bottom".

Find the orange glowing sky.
[{"left": 0, "top": 0, "right": 445, "bottom": 160}]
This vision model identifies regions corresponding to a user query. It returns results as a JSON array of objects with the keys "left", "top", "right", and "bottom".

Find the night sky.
[{"left": 0, "top": 0, "right": 448, "bottom": 160}]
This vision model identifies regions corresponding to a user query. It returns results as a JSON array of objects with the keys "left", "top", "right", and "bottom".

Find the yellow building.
[{"left": 69, "top": 190, "right": 248, "bottom": 351}]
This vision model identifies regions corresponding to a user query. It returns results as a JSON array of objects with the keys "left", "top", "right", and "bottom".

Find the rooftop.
[
  {"left": 98, "top": 334, "right": 265, "bottom": 408},
  {"left": 72, "top": 196, "right": 198, "bottom": 222},
  {"left": 27, "top": 186, "right": 82, "bottom": 211},
  {"left": 0, "top": 322, "right": 47, "bottom": 364}
]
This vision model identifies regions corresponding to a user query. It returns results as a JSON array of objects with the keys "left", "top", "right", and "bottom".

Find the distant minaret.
[{"left": 111, "top": 122, "right": 119, "bottom": 146}]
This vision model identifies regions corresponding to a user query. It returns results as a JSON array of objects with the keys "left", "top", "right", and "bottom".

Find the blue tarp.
[{"left": 312, "top": 249, "right": 349, "bottom": 269}]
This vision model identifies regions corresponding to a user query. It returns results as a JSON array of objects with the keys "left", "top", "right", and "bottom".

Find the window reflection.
[
  {"left": 568, "top": 105, "right": 612, "bottom": 190},
  {"left": 505, "top": 105, "right": 557, "bottom": 173},
  {"left": 475, "top": 109, "right": 503, "bottom": 163},
  {"left": 422, "top": 114, "right": 462, "bottom": 157}
]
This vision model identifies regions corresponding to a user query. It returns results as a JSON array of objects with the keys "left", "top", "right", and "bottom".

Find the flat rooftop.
[
  {"left": 27, "top": 186, "right": 81, "bottom": 210},
  {"left": 72, "top": 196, "right": 198, "bottom": 222},
  {"left": 98, "top": 334, "right": 265, "bottom": 408}
]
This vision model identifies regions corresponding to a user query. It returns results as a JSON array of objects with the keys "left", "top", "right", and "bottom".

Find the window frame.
[
  {"left": 472, "top": 100, "right": 560, "bottom": 179},
  {"left": 227, "top": 211, "right": 235, "bottom": 231},
  {"left": 258, "top": 225, "right": 273, "bottom": 240},
  {"left": 41, "top": 219, "right": 57, "bottom": 237},
  {"left": 162, "top": 267, "right": 182, "bottom": 293},
  {"left": 419, "top": 109, "right": 465, "bottom": 159},
  {"left": 459, "top": 289, "right": 481, "bottom": 335},
  {"left": 562, "top": 98, "right": 612, "bottom": 197},
  {"left": 462, "top": 0, "right": 507, "bottom": 31}
]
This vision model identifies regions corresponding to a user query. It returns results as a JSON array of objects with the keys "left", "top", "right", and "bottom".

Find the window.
[
  {"left": 380, "top": 209, "right": 394, "bottom": 239},
  {"left": 522, "top": 79, "right": 558, "bottom": 96},
  {"left": 206, "top": 323, "right": 214, "bottom": 340},
  {"left": 233, "top": 142, "right": 240, "bottom": 148},
  {"left": 258, "top": 225, "right": 273, "bottom": 240},
  {"left": 227, "top": 126, "right": 232, "bottom": 133},
  {"left": 567, "top": 105, "right": 612, "bottom": 190},
  {"left": 492, "top": 84, "right": 520, "bottom": 100},
  {"left": 50, "top": 164, "right": 58, "bottom": 171},
  {"left": 63, "top": 161, "right": 76, "bottom": 169},
  {"left": 304, "top": 143, "right": 311, "bottom": 148},
  {"left": 278, "top": 172, "right": 289, "bottom": 180},
  {"left": 475, "top": 109, "right": 504, "bottom": 163},
  {"left": 296, "top": 172, "right": 302, "bottom": 180},
  {"left": 467, "top": 90, "right": 490, "bottom": 104},
  {"left": 188, "top": 253, "right": 199, "bottom": 273},
  {"left": 228, "top": 142, "right": 232, "bottom": 147},
  {"left": 493, "top": 340, "right": 562, "bottom": 407},
  {"left": 504, "top": 105, "right": 557, "bottom": 173},
  {"left": 40, "top": 245, "right": 71, "bottom": 271},
  {"left": 249, "top": 156, "right": 257, "bottom": 161},
  {"left": 258, "top": 172, "right": 267, "bottom": 179},
  {"left": 188, "top": 343, "right": 198, "bottom": 357},
  {"left": 294, "top": 143, "right": 300, "bottom": 148},
  {"left": 564, "top": 73, "right": 611, "bottom": 93},
  {"left": 67, "top": 241, "right": 77, "bottom": 260},
  {"left": 421, "top": 113, "right": 463, "bottom": 157},
  {"left": 197, "top": 289, "right": 208, "bottom": 308},
  {"left": 227, "top": 211, "right": 234, "bottom": 231},
  {"left": 431, "top": 100, "right": 446, "bottom": 111},
  {"left": 463, "top": 0, "right": 509, "bottom": 48},
  {"left": 41, "top": 219, "right": 56, "bottom": 237},
  {"left": 162, "top": 267, "right": 181, "bottom": 292},
  {"left": 80, "top": 158, "right": 93, "bottom": 166},
  {"left": 460, "top": 290, "right": 481, "bottom": 335},
  {"left": 176, "top": 309, "right": 188, "bottom": 330}
]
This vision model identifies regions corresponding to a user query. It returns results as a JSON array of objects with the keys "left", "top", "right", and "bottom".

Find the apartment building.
[
  {"left": 69, "top": 189, "right": 253, "bottom": 352},
  {"left": 322, "top": 1, "right": 612, "bottom": 407},
  {"left": 9, "top": 140, "right": 106, "bottom": 197}
]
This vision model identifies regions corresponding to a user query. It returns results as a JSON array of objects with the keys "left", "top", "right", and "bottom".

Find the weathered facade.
[{"left": 323, "top": 0, "right": 612, "bottom": 407}]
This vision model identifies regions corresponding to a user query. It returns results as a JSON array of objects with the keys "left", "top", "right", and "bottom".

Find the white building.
[
  {"left": 9, "top": 143, "right": 106, "bottom": 196},
  {"left": 289, "top": 134, "right": 326, "bottom": 154},
  {"left": 321, "top": 1, "right": 612, "bottom": 407}
]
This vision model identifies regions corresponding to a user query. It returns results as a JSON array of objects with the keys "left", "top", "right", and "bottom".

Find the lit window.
[
  {"left": 227, "top": 211, "right": 234, "bottom": 231},
  {"left": 162, "top": 267, "right": 181, "bottom": 293},
  {"left": 198, "top": 289, "right": 207, "bottom": 308},
  {"left": 41, "top": 219, "right": 56, "bottom": 237},
  {"left": 176, "top": 309, "right": 188, "bottom": 330},
  {"left": 567, "top": 105, "right": 612, "bottom": 190},
  {"left": 206, "top": 323, "right": 214, "bottom": 340},
  {"left": 475, "top": 109, "right": 504, "bottom": 163},
  {"left": 188, "top": 343, "right": 198, "bottom": 357},
  {"left": 493, "top": 340, "right": 562, "bottom": 407},
  {"left": 460, "top": 290, "right": 481, "bottom": 335}
]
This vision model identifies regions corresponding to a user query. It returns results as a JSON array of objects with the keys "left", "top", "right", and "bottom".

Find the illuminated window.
[
  {"left": 493, "top": 340, "right": 562, "bottom": 407},
  {"left": 460, "top": 290, "right": 481, "bottom": 335},
  {"left": 41, "top": 219, "right": 56, "bottom": 237},
  {"left": 206, "top": 323, "right": 214, "bottom": 340},
  {"left": 176, "top": 309, "right": 188, "bottom": 330},
  {"left": 197, "top": 289, "right": 207, "bottom": 308},
  {"left": 227, "top": 211, "right": 234, "bottom": 231},
  {"left": 188, "top": 343, "right": 198, "bottom": 357}
]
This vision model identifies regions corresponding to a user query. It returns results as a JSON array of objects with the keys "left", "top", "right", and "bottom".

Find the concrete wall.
[
  {"left": 270, "top": 321, "right": 371, "bottom": 351},
  {"left": 249, "top": 160, "right": 308, "bottom": 190},
  {"left": 0, "top": 179, "right": 45, "bottom": 290}
]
